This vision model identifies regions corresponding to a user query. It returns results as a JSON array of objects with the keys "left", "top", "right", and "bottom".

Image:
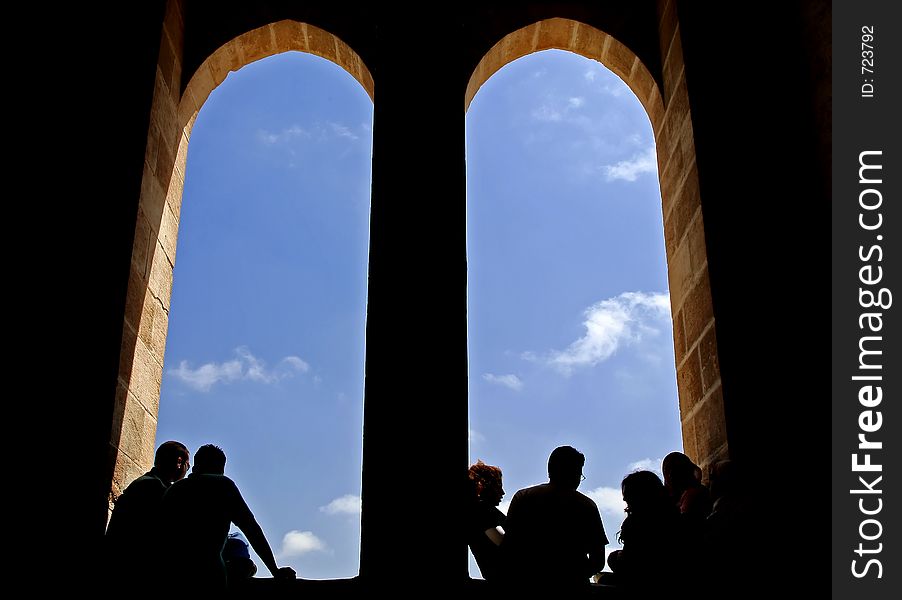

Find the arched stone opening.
[
  {"left": 108, "top": 8, "right": 374, "bottom": 518},
  {"left": 466, "top": 17, "right": 726, "bottom": 477}
]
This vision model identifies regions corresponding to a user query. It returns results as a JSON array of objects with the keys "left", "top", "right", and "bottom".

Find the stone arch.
[
  {"left": 108, "top": 9, "right": 374, "bottom": 510},
  {"left": 465, "top": 17, "right": 726, "bottom": 475}
]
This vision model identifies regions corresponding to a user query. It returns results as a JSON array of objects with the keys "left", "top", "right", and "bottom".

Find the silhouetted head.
[
  {"left": 154, "top": 441, "right": 190, "bottom": 483},
  {"left": 193, "top": 444, "right": 227, "bottom": 475},
  {"left": 469, "top": 460, "right": 504, "bottom": 506},
  {"left": 662, "top": 451, "right": 699, "bottom": 495},
  {"left": 621, "top": 470, "right": 668, "bottom": 514},
  {"left": 547, "top": 445, "right": 585, "bottom": 489},
  {"left": 709, "top": 459, "right": 739, "bottom": 502}
]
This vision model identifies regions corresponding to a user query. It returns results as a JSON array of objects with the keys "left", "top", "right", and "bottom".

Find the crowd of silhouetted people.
[
  {"left": 107, "top": 440, "right": 749, "bottom": 595},
  {"left": 105, "top": 442, "right": 295, "bottom": 592},
  {"left": 466, "top": 446, "right": 752, "bottom": 596}
]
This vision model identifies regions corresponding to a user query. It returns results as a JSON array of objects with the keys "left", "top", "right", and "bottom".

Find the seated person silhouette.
[
  {"left": 501, "top": 446, "right": 607, "bottom": 589},
  {"left": 161, "top": 444, "right": 296, "bottom": 591},
  {"left": 606, "top": 470, "right": 682, "bottom": 591},
  {"left": 466, "top": 460, "right": 506, "bottom": 581},
  {"left": 105, "top": 440, "right": 190, "bottom": 581},
  {"left": 223, "top": 532, "right": 258, "bottom": 585},
  {"left": 704, "top": 460, "right": 752, "bottom": 588},
  {"left": 662, "top": 451, "right": 712, "bottom": 569}
]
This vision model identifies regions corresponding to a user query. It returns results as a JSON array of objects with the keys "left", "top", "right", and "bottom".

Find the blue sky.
[{"left": 156, "top": 48, "right": 681, "bottom": 580}]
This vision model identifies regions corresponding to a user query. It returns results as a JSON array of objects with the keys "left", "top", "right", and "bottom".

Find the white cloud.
[
  {"left": 468, "top": 428, "right": 485, "bottom": 443},
  {"left": 482, "top": 373, "right": 524, "bottom": 391},
  {"left": 628, "top": 457, "right": 664, "bottom": 476},
  {"left": 280, "top": 356, "right": 311, "bottom": 373},
  {"left": 586, "top": 486, "right": 627, "bottom": 516},
  {"left": 544, "top": 291, "right": 671, "bottom": 375},
  {"left": 568, "top": 96, "right": 585, "bottom": 109},
  {"left": 258, "top": 124, "right": 308, "bottom": 145},
  {"left": 329, "top": 122, "right": 359, "bottom": 140},
  {"left": 168, "top": 346, "right": 310, "bottom": 392},
  {"left": 320, "top": 494, "right": 361, "bottom": 516},
  {"left": 584, "top": 69, "right": 597, "bottom": 82},
  {"left": 280, "top": 530, "right": 326, "bottom": 557},
  {"left": 603, "top": 146, "right": 658, "bottom": 182},
  {"left": 531, "top": 104, "right": 563, "bottom": 122}
]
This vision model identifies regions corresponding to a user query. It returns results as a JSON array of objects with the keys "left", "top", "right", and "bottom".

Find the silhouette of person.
[
  {"left": 501, "top": 446, "right": 607, "bottom": 589},
  {"left": 662, "top": 451, "right": 712, "bottom": 525},
  {"left": 161, "top": 444, "right": 296, "bottom": 592},
  {"left": 105, "top": 440, "right": 190, "bottom": 582},
  {"left": 466, "top": 460, "right": 506, "bottom": 581},
  {"left": 606, "top": 470, "right": 683, "bottom": 591},
  {"left": 662, "top": 451, "right": 712, "bottom": 573}
]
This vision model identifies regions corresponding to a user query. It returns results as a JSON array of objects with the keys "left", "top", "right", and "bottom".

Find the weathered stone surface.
[
  {"left": 681, "top": 412, "right": 699, "bottom": 464},
  {"left": 662, "top": 30, "right": 683, "bottom": 103},
  {"left": 306, "top": 23, "right": 337, "bottom": 62},
  {"left": 131, "top": 210, "right": 151, "bottom": 277},
  {"left": 129, "top": 338, "right": 163, "bottom": 417},
  {"left": 672, "top": 306, "right": 687, "bottom": 365},
  {"left": 242, "top": 24, "right": 277, "bottom": 66},
  {"left": 207, "top": 41, "right": 242, "bottom": 87},
  {"left": 682, "top": 270, "right": 714, "bottom": 348},
  {"left": 657, "top": 0, "right": 678, "bottom": 70},
  {"left": 695, "top": 386, "right": 727, "bottom": 462},
  {"left": 147, "top": 242, "right": 174, "bottom": 312},
  {"left": 671, "top": 171, "right": 700, "bottom": 247},
  {"left": 667, "top": 237, "right": 691, "bottom": 310},
  {"left": 687, "top": 200, "right": 707, "bottom": 273},
  {"left": 118, "top": 395, "right": 149, "bottom": 466},
  {"left": 677, "top": 352, "right": 702, "bottom": 417},
  {"left": 572, "top": 23, "right": 605, "bottom": 60},
  {"left": 535, "top": 18, "right": 574, "bottom": 52},
  {"left": 698, "top": 325, "right": 720, "bottom": 392},
  {"left": 604, "top": 38, "right": 636, "bottom": 81},
  {"left": 271, "top": 20, "right": 303, "bottom": 55}
]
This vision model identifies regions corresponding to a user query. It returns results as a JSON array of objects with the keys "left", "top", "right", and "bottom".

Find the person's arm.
[
  {"left": 584, "top": 503, "right": 608, "bottom": 577},
  {"left": 484, "top": 526, "right": 504, "bottom": 546},
  {"left": 229, "top": 481, "right": 297, "bottom": 580}
]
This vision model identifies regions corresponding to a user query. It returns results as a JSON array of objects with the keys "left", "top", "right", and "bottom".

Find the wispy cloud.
[
  {"left": 469, "top": 429, "right": 485, "bottom": 443},
  {"left": 329, "top": 122, "right": 359, "bottom": 140},
  {"left": 280, "top": 530, "right": 327, "bottom": 557},
  {"left": 482, "top": 373, "right": 524, "bottom": 391},
  {"left": 531, "top": 104, "right": 563, "bottom": 122},
  {"left": 603, "top": 146, "right": 657, "bottom": 182},
  {"left": 568, "top": 96, "right": 585, "bottom": 109},
  {"left": 168, "top": 346, "right": 310, "bottom": 392},
  {"left": 537, "top": 291, "right": 670, "bottom": 375},
  {"left": 628, "top": 457, "right": 664, "bottom": 477},
  {"left": 584, "top": 69, "right": 597, "bottom": 82},
  {"left": 258, "top": 125, "right": 309, "bottom": 145},
  {"left": 319, "top": 494, "right": 361, "bottom": 516},
  {"left": 258, "top": 121, "right": 364, "bottom": 146},
  {"left": 586, "top": 486, "right": 627, "bottom": 516}
]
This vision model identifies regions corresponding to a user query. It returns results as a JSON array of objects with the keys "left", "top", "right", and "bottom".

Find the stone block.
[
  {"left": 158, "top": 202, "right": 179, "bottom": 266},
  {"left": 535, "top": 18, "right": 574, "bottom": 52},
  {"left": 129, "top": 338, "right": 162, "bottom": 417},
  {"left": 671, "top": 170, "right": 700, "bottom": 247},
  {"left": 662, "top": 29, "right": 683, "bottom": 103},
  {"left": 137, "top": 293, "right": 157, "bottom": 356},
  {"left": 666, "top": 237, "right": 691, "bottom": 311},
  {"left": 119, "top": 319, "right": 138, "bottom": 386},
  {"left": 680, "top": 413, "right": 699, "bottom": 462},
  {"left": 147, "top": 244, "right": 174, "bottom": 312},
  {"left": 131, "top": 210, "right": 151, "bottom": 277},
  {"left": 677, "top": 352, "right": 702, "bottom": 417},
  {"left": 307, "top": 24, "right": 337, "bottom": 62},
  {"left": 672, "top": 306, "right": 687, "bottom": 365},
  {"left": 661, "top": 76, "right": 690, "bottom": 157},
  {"left": 682, "top": 270, "right": 714, "bottom": 348},
  {"left": 603, "top": 37, "right": 637, "bottom": 82},
  {"left": 695, "top": 386, "right": 727, "bottom": 463},
  {"left": 241, "top": 24, "right": 277, "bottom": 66},
  {"left": 657, "top": 0, "right": 678, "bottom": 64},
  {"left": 572, "top": 23, "right": 606, "bottom": 61},
  {"left": 335, "top": 36, "right": 361, "bottom": 83},
  {"left": 271, "top": 20, "right": 303, "bottom": 54},
  {"left": 648, "top": 85, "right": 666, "bottom": 139},
  {"left": 629, "top": 62, "right": 657, "bottom": 116},
  {"left": 112, "top": 449, "right": 143, "bottom": 498},
  {"left": 207, "top": 41, "right": 242, "bottom": 88},
  {"left": 698, "top": 325, "right": 720, "bottom": 392},
  {"left": 659, "top": 143, "right": 687, "bottom": 236},
  {"left": 118, "top": 395, "right": 149, "bottom": 466},
  {"left": 687, "top": 200, "right": 707, "bottom": 273}
]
